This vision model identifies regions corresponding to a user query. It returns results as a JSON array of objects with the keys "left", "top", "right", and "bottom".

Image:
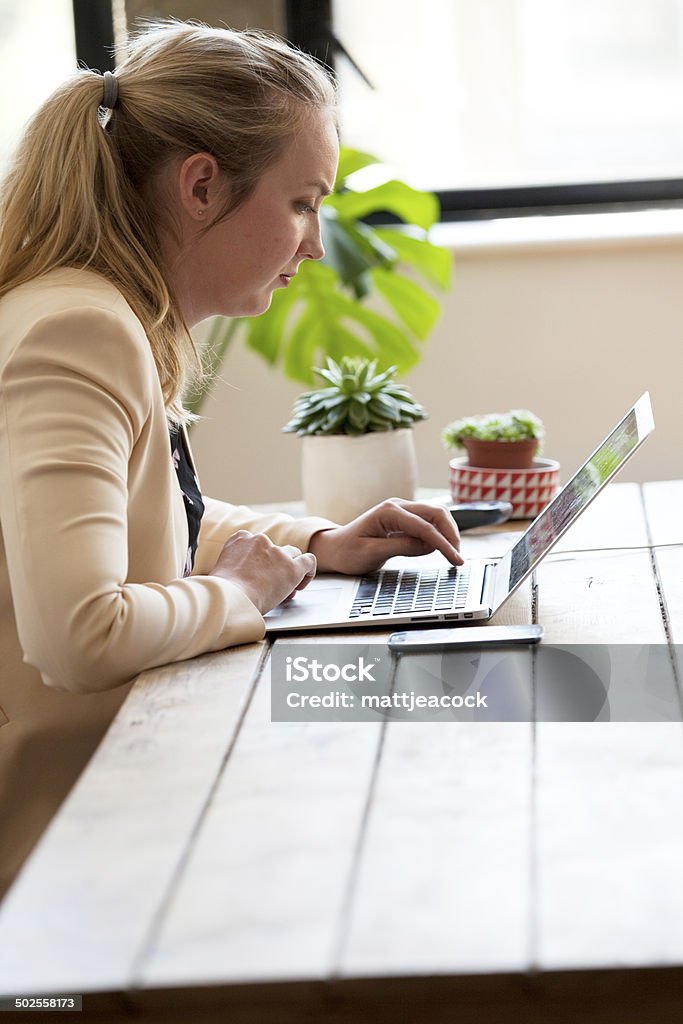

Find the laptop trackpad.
[{"left": 264, "top": 573, "right": 354, "bottom": 630}]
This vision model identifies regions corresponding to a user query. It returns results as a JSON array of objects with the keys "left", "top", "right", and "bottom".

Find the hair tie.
[{"left": 101, "top": 71, "right": 119, "bottom": 110}]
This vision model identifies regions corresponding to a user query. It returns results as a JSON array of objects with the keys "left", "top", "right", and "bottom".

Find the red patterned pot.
[{"left": 449, "top": 456, "right": 561, "bottom": 520}]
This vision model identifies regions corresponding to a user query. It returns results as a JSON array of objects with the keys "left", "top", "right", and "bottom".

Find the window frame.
[
  {"left": 71, "top": 0, "right": 115, "bottom": 73},
  {"left": 285, "top": 0, "right": 683, "bottom": 220}
]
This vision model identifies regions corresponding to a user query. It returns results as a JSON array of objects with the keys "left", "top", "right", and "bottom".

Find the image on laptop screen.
[{"left": 508, "top": 402, "right": 646, "bottom": 592}]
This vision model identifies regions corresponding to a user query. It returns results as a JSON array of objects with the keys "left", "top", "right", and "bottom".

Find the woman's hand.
[
  {"left": 307, "top": 498, "right": 463, "bottom": 576},
  {"left": 209, "top": 530, "right": 316, "bottom": 614}
]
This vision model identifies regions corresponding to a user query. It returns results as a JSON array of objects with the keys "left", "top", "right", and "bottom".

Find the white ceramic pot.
[{"left": 302, "top": 428, "right": 418, "bottom": 523}]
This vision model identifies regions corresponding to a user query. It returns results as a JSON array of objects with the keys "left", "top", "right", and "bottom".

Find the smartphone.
[
  {"left": 449, "top": 501, "right": 513, "bottom": 531},
  {"left": 388, "top": 623, "right": 543, "bottom": 652}
]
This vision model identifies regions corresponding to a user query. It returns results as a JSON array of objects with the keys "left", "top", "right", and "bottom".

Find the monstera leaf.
[{"left": 185, "top": 148, "right": 452, "bottom": 413}]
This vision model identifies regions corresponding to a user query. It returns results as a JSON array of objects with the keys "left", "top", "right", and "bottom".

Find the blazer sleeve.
[
  {"left": 0, "top": 305, "right": 265, "bottom": 695},
  {"left": 192, "top": 496, "right": 338, "bottom": 576}
]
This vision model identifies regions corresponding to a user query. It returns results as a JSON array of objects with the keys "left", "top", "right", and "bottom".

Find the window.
[
  {"left": 0, "top": 0, "right": 78, "bottom": 173},
  {"left": 0, "top": 0, "right": 116, "bottom": 176},
  {"left": 299, "top": 0, "right": 683, "bottom": 216}
]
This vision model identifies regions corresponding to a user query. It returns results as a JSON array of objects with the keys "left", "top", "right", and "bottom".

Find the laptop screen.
[{"left": 508, "top": 395, "right": 653, "bottom": 592}]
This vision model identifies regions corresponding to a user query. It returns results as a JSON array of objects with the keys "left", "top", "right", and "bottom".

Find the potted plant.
[
  {"left": 442, "top": 409, "right": 559, "bottom": 520},
  {"left": 185, "top": 147, "right": 452, "bottom": 415},
  {"left": 441, "top": 409, "right": 544, "bottom": 469},
  {"left": 283, "top": 356, "right": 427, "bottom": 522}
]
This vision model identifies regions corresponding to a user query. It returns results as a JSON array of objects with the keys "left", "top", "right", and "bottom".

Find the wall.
[
  {"left": 190, "top": 228, "right": 683, "bottom": 504},
  {"left": 124, "top": 0, "right": 283, "bottom": 32}
]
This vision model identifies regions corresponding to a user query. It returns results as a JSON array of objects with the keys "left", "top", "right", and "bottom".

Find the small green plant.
[
  {"left": 283, "top": 357, "right": 428, "bottom": 437},
  {"left": 442, "top": 409, "right": 544, "bottom": 450}
]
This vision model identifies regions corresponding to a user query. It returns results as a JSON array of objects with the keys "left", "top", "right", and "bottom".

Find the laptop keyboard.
[{"left": 349, "top": 565, "right": 472, "bottom": 618}]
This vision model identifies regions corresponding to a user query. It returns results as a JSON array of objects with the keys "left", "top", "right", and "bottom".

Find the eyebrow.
[{"left": 305, "top": 180, "right": 334, "bottom": 196}]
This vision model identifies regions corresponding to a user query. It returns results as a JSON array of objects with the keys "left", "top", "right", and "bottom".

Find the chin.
[
  {"left": 239, "top": 293, "right": 274, "bottom": 317},
  {"left": 215, "top": 285, "right": 274, "bottom": 318}
]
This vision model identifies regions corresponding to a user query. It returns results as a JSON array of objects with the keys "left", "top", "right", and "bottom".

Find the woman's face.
[{"left": 170, "top": 108, "right": 340, "bottom": 325}]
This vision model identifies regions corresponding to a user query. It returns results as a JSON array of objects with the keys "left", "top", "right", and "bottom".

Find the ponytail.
[{"left": 0, "top": 69, "right": 187, "bottom": 417}]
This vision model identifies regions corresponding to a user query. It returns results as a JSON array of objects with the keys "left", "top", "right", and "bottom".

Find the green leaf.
[
  {"left": 348, "top": 402, "right": 370, "bottom": 430},
  {"left": 320, "top": 211, "right": 375, "bottom": 285},
  {"left": 373, "top": 227, "right": 453, "bottom": 290},
  {"left": 324, "top": 325, "right": 374, "bottom": 365},
  {"left": 341, "top": 302, "right": 423, "bottom": 371},
  {"left": 318, "top": 394, "right": 348, "bottom": 410},
  {"left": 248, "top": 261, "right": 418, "bottom": 384},
  {"left": 371, "top": 267, "right": 440, "bottom": 340},
  {"left": 323, "top": 405, "right": 351, "bottom": 433},
  {"left": 353, "top": 222, "right": 398, "bottom": 265},
  {"left": 394, "top": 398, "right": 427, "bottom": 417},
  {"left": 245, "top": 281, "right": 300, "bottom": 364},
  {"left": 328, "top": 181, "right": 439, "bottom": 231},
  {"left": 282, "top": 305, "right": 321, "bottom": 381},
  {"left": 314, "top": 367, "right": 343, "bottom": 387},
  {"left": 335, "top": 148, "right": 380, "bottom": 189},
  {"left": 371, "top": 397, "right": 401, "bottom": 424}
]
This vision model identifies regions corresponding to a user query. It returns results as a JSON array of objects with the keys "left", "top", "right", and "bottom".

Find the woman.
[{"left": 0, "top": 21, "right": 461, "bottom": 898}]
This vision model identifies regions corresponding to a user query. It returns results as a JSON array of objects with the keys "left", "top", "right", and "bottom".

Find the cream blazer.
[{"left": 0, "top": 268, "right": 335, "bottom": 898}]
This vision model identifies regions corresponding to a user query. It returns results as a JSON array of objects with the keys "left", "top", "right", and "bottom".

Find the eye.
[{"left": 296, "top": 202, "right": 317, "bottom": 215}]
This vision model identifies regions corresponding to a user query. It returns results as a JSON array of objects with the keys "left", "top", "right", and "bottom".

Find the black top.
[{"left": 169, "top": 425, "right": 205, "bottom": 577}]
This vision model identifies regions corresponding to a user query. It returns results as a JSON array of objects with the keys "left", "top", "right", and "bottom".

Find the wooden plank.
[
  {"left": 534, "top": 547, "right": 683, "bottom": 970},
  {"left": 655, "top": 546, "right": 683, "bottom": 642},
  {"left": 643, "top": 481, "right": 683, "bottom": 547},
  {"left": 536, "top": 548, "right": 667, "bottom": 644},
  {"left": 0, "top": 644, "right": 264, "bottom": 997},
  {"left": 339, "top": 721, "right": 533, "bottom": 976},
  {"left": 338, "top": 579, "right": 534, "bottom": 976},
  {"left": 139, "top": 635, "right": 383, "bottom": 988},
  {"left": 536, "top": 724, "right": 683, "bottom": 969}
]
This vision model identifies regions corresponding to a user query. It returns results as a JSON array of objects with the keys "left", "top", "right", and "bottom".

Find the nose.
[{"left": 300, "top": 215, "right": 325, "bottom": 262}]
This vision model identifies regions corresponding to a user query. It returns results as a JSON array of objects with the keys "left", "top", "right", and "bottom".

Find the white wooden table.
[{"left": 1, "top": 481, "right": 682, "bottom": 1023}]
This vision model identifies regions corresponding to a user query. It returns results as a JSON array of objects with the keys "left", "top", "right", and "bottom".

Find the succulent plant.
[
  {"left": 442, "top": 409, "right": 544, "bottom": 449},
  {"left": 283, "top": 357, "right": 428, "bottom": 437}
]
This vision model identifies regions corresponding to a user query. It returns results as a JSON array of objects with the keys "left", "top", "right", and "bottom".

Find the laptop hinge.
[{"left": 480, "top": 562, "right": 494, "bottom": 605}]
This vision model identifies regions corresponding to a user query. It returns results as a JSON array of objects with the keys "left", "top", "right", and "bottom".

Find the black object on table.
[{"left": 449, "top": 500, "right": 513, "bottom": 531}]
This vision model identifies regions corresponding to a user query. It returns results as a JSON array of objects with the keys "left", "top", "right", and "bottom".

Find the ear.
[{"left": 176, "top": 152, "right": 228, "bottom": 222}]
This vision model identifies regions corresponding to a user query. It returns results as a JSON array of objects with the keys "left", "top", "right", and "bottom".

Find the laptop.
[{"left": 264, "top": 393, "right": 654, "bottom": 634}]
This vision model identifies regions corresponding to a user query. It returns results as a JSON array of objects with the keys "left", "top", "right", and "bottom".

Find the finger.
[
  {"left": 285, "top": 555, "right": 317, "bottom": 600},
  {"left": 280, "top": 544, "right": 303, "bottom": 559},
  {"left": 282, "top": 574, "right": 314, "bottom": 603},
  {"left": 388, "top": 501, "right": 462, "bottom": 551},
  {"left": 378, "top": 505, "right": 464, "bottom": 565},
  {"left": 294, "top": 552, "right": 317, "bottom": 579}
]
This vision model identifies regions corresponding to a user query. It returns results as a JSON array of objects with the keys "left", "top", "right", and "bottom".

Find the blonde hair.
[{"left": 0, "top": 21, "right": 337, "bottom": 421}]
